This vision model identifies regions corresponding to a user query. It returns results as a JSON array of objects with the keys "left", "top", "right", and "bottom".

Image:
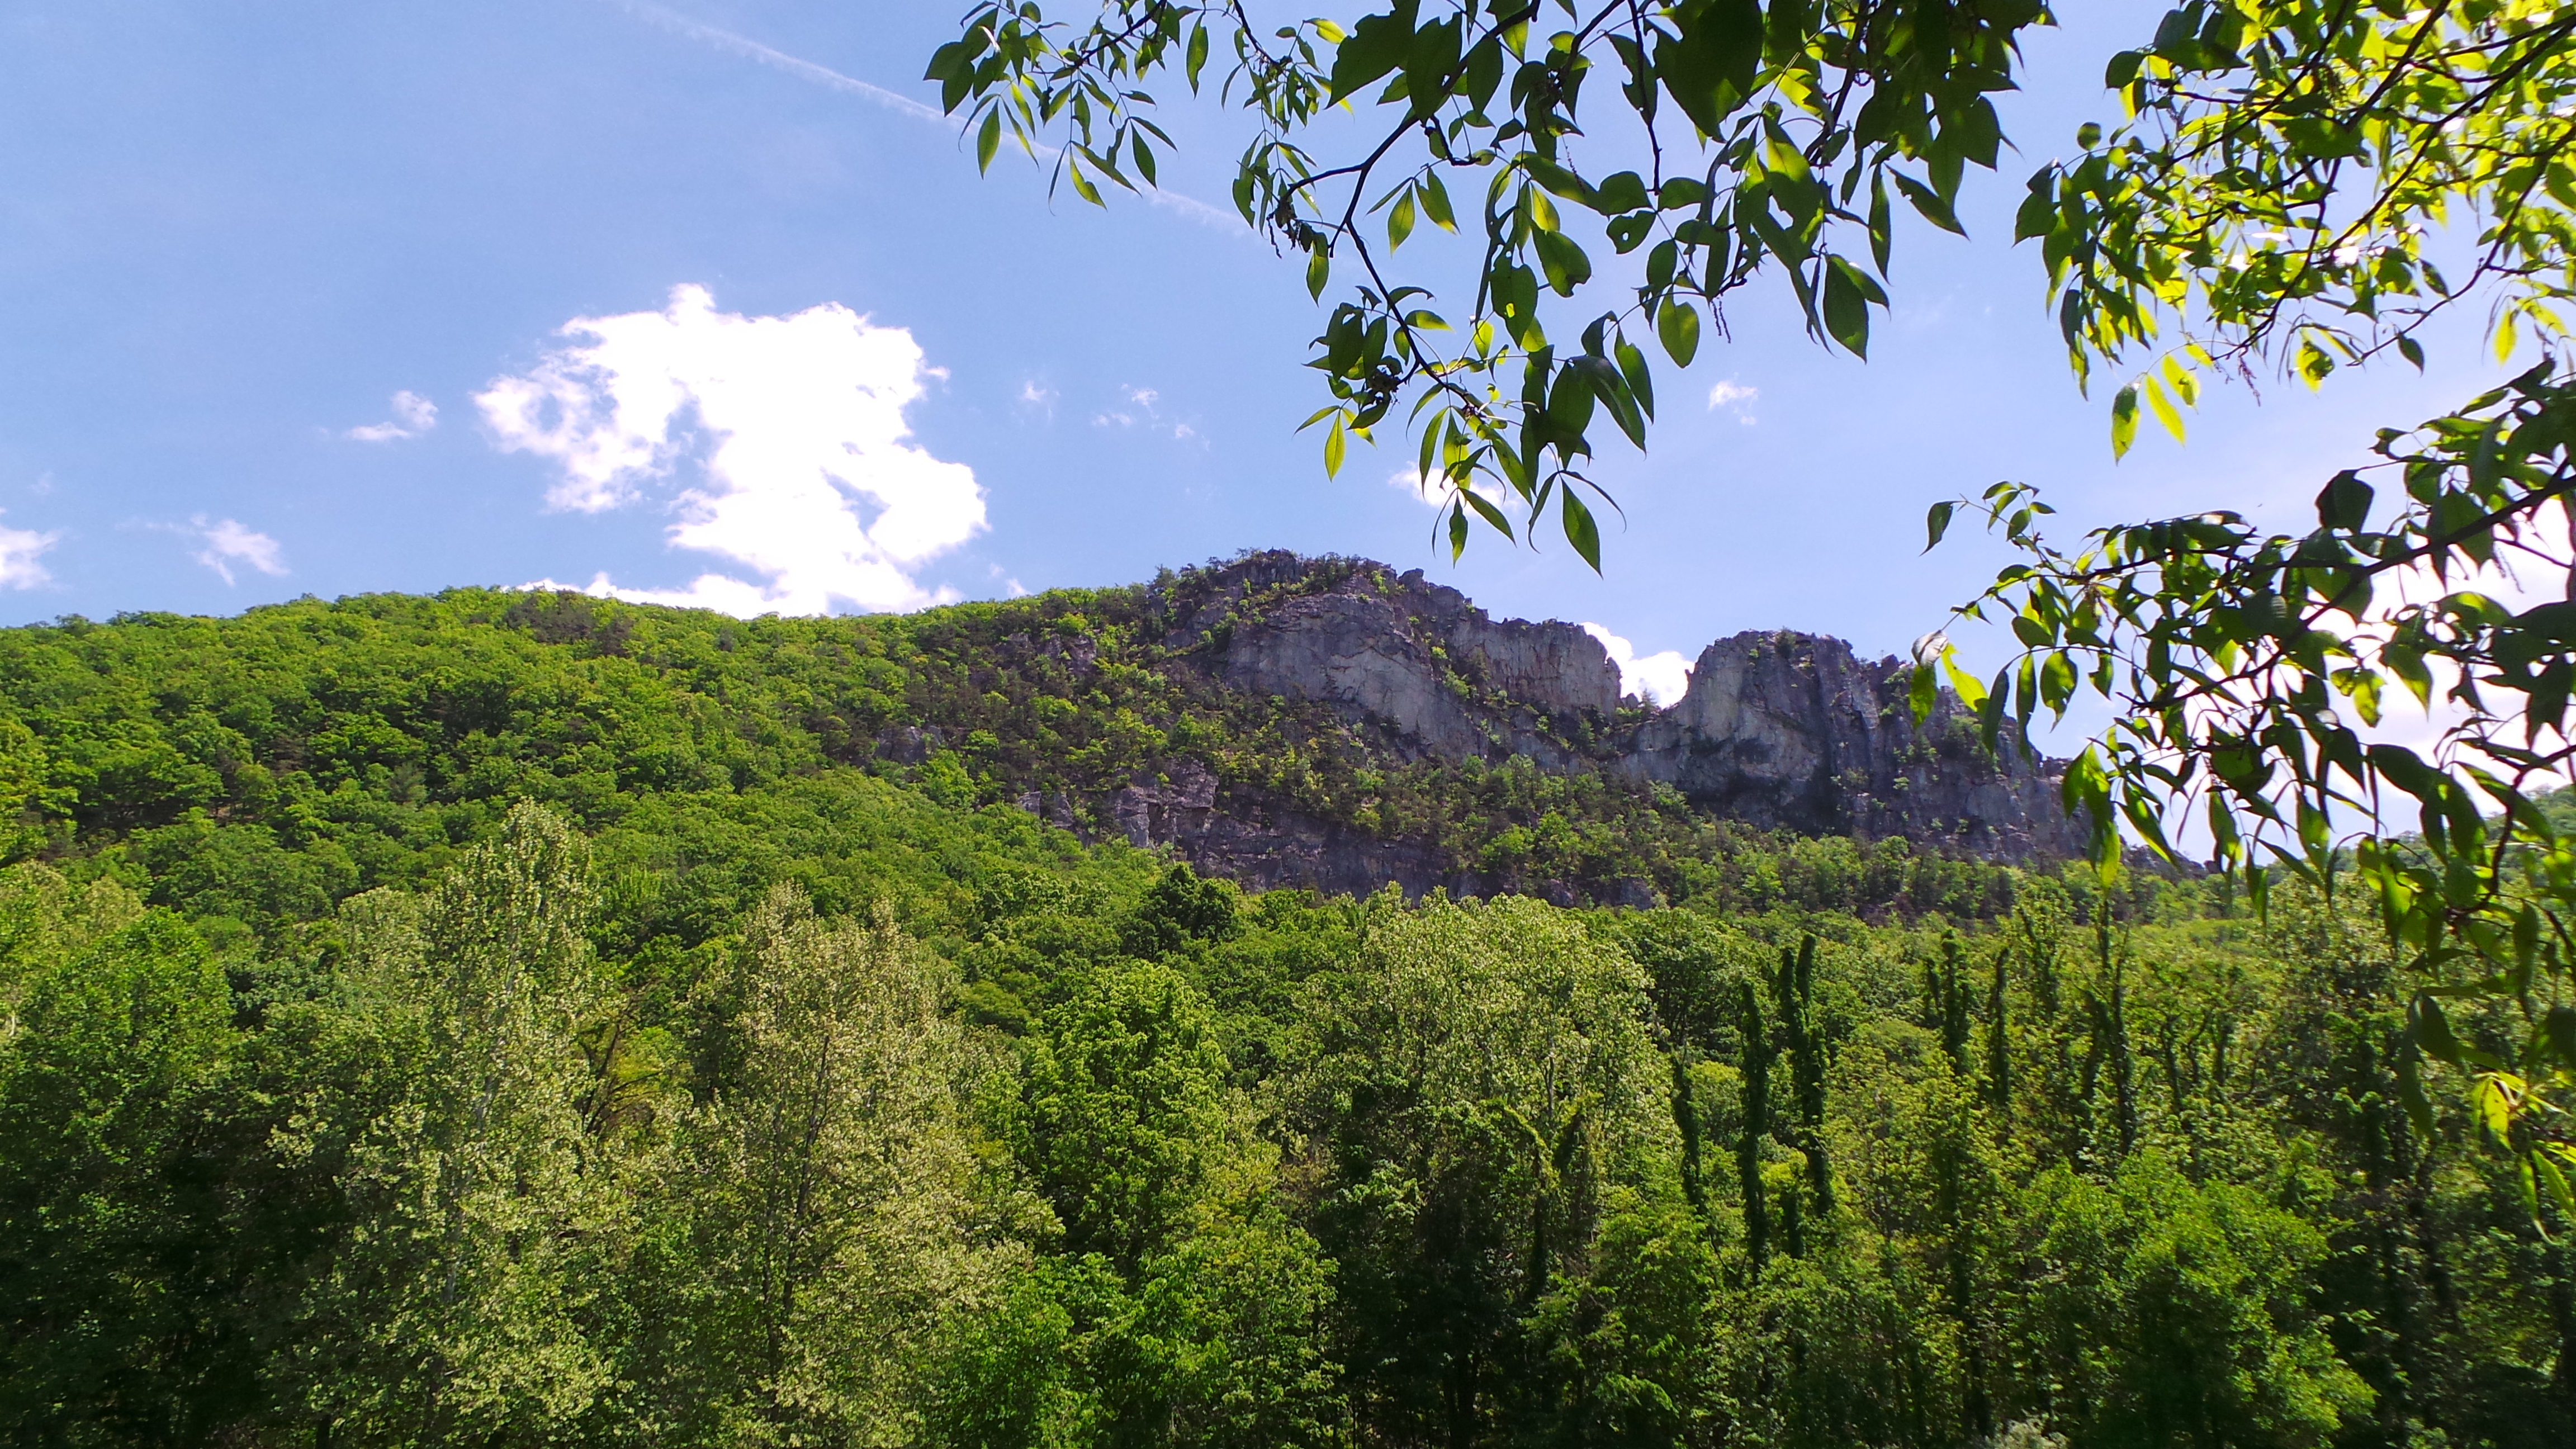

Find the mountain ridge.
[
  {"left": 0, "top": 553, "right": 2080, "bottom": 918},
  {"left": 850, "top": 550, "right": 2080, "bottom": 902}
]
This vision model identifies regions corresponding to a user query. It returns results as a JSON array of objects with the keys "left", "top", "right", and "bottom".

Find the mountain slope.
[{"left": 0, "top": 553, "right": 2075, "bottom": 916}]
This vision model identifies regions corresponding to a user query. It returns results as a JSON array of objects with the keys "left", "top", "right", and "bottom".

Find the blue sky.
[{"left": 0, "top": 0, "right": 2522, "bottom": 724}]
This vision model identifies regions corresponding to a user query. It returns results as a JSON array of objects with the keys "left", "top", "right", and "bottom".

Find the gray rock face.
[
  {"left": 958, "top": 552, "right": 2082, "bottom": 903},
  {"left": 1153, "top": 553, "right": 2079, "bottom": 866},
  {"left": 1176, "top": 557, "right": 1621, "bottom": 769},
  {"left": 1221, "top": 590, "right": 1485, "bottom": 758},
  {"left": 1622, "top": 630, "right": 2081, "bottom": 860}
]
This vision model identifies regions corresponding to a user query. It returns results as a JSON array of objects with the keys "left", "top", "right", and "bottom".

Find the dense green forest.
[{"left": 0, "top": 588, "right": 2569, "bottom": 1447}]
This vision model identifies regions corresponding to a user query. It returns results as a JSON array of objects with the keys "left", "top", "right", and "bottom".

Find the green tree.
[
  {"left": 1020, "top": 958, "right": 1236, "bottom": 1271},
  {"left": 1902, "top": 0, "right": 2576, "bottom": 1207},
  {"left": 1290, "top": 894, "right": 1668, "bottom": 1444},
  {"left": 0, "top": 906, "right": 236, "bottom": 1444},
  {"left": 2005, "top": 1156, "right": 2375, "bottom": 1449},
  {"left": 620, "top": 883, "right": 999, "bottom": 1447},
  {"left": 275, "top": 802, "right": 620, "bottom": 1446}
]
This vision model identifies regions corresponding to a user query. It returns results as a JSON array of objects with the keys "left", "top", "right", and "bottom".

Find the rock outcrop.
[
  {"left": 865, "top": 552, "right": 2081, "bottom": 902},
  {"left": 1137, "top": 553, "right": 2079, "bottom": 873},
  {"left": 1623, "top": 630, "right": 2080, "bottom": 860}
]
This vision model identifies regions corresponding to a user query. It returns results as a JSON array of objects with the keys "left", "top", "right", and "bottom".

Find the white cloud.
[
  {"left": 1706, "top": 379, "right": 1759, "bottom": 424},
  {"left": 1582, "top": 623, "right": 1694, "bottom": 707},
  {"left": 347, "top": 390, "right": 438, "bottom": 442},
  {"left": 1017, "top": 380, "right": 1057, "bottom": 411},
  {"left": 0, "top": 513, "right": 59, "bottom": 589},
  {"left": 476, "top": 283, "right": 987, "bottom": 615},
  {"left": 193, "top": 517, "right": 286, "bottom": 585}
]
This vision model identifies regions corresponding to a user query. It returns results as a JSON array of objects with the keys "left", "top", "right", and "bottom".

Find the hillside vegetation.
[{"left": 0, "top": 587, "right": 2566, "bottom": 1447}]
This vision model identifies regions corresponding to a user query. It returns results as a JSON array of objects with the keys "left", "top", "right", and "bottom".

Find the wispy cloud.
[
  {"left": 605, "top": 1, "right": 1242, "bottom": 230},
  {"left": 609, "top": 0, "right": 944, "bottom": 121},
  {"left": 479, "top": 283, "right": 987, "bottom": 615},
  {"left": 0, "top": 513, "right": 59, "bottom": 589},
  {"left": 1706, "top": 379, "right": 1759, "bottom": 424},
  {"left": 1091, "top": 385, "right": 1200, "bottom": 442},
  {"left": 346, "top": 390, "right": 438, "bottom": 442},
  {"left": 1581, "top": 623, "right": 1694, "bottom": 707},
  {"left": 193, "top": 517, "right": 287, "bottom": 585}
]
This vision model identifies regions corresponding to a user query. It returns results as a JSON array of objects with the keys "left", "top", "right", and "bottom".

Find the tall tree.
[
  {"left": 276, "top": 802, "right": 619, "bottom": 1446},
  {"left": 620, "top": 884, "right": 997, "bottom": 1447}
]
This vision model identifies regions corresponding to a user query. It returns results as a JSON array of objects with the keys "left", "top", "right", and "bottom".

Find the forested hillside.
[{"left": 0, "top": 583, "right": 2569, "bottom": 1447}]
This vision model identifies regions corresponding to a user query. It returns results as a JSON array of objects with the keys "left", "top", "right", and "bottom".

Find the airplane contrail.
[{"left": 607, "top": 1, "right": 1243, "bottom": 231}]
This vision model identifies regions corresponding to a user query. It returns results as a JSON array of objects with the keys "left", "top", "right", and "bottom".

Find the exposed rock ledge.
[
  {"left": 1143, "top": 553, "right": 2081, "bottom": 869},
  {"left": 913, "top": 552, "right": 2084, "bottom": 900}
]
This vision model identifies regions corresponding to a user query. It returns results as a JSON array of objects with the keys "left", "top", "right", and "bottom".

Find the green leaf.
[
  {"left": 2410, "top": 994, "right": 2463, "bottom": 1066},
  {"left": 1323, "top": 413, "right": 1348, "bottom": 476},
  {"left": 1419, "top": 171, "right": 1457, "bottom": 231},
  {"left": 1891, "top": 172, "right": 1966, "bottom": 235},
  {"left": 1614, "top": 335, "right": 1654, "bottom": 420},
  {"left": 1942, "top": 651, "right": 1988, "bottom": 711},
  {"left": 976, "top": 108, "right": 1002, "bottom": 173},
  {"left": 1593, "top": 171, "right": 1651, "bottom": 215},
  {"left": 1306, "top": 246, "right": 1330, "bottom": 300},
  {"left": 2545, "top": 1005, "right": 2576, "bottom": 1071},
  {"left": 1462, "top": 482, "right": 1517, "bottom": 539},
  {"left": 2315, "top": 470, "right": 2373, "bottom": 530},
  {"left": 1390, "top": 191, "right": 1417, "bottom": 250},
  {"left": 2144, "top": 375, "right": 2184, "bottom": 442},
  {"left": 2110, "top": 385, "right": 2140, "bottom": 458},
  {"left": 1575, "top": 356, "right": 1645, "bottom": 449},
  {"left": 1545, "top": 365, "right": 1597, "bottom": 440},
  {"left": 1658, "top": 177, "right": 1708, "bottom": 210},
  {"left": 1535, "top": 231, "right": 1592, "bottom": 296},
  {"left": 1655, "top": 0, "right": 1763, "bottom": 138},
  {"left": 2296, "top": 334, "right": 2337, "bottom": 389},
  {"left": 1821, "top": 257, "right": 1879, "bottom": 357},
  {"left": 1561, "top": 489, "right": 1603, "bottom": 572},
  {"left": 2014, "top": 170, "right": 2056, "bottom": 242},
  {"left": 1401, "top": 15, "right": 1461, "bottom": 120},
  {"left": 1523, "top": 157, "right": 1598, "bottom": 209},
  {"left": 1185, "top": 21, "right": 1210, "bottom": 91},
  {"left": 1328, "top": 2, "right": 1419, "bottom": 104},
  {"left": 1924, "top": 501, "right": 1954, "bottom": 552},
  {"left": 2396, "top": 1044, "right": 2432, "bottom": 1135},
  {"left": 1656, "top": 299, "right": 1700, "bottom": 366}
]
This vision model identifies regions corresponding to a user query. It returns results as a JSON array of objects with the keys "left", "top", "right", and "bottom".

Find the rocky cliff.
[{"left": 1028, "top": 552, "right": 2081, "bottom": 896}]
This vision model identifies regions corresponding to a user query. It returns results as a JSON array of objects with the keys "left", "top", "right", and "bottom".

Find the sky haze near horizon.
[{"left": 0, "top": 0, "right": 2529, "bottom": 722}]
